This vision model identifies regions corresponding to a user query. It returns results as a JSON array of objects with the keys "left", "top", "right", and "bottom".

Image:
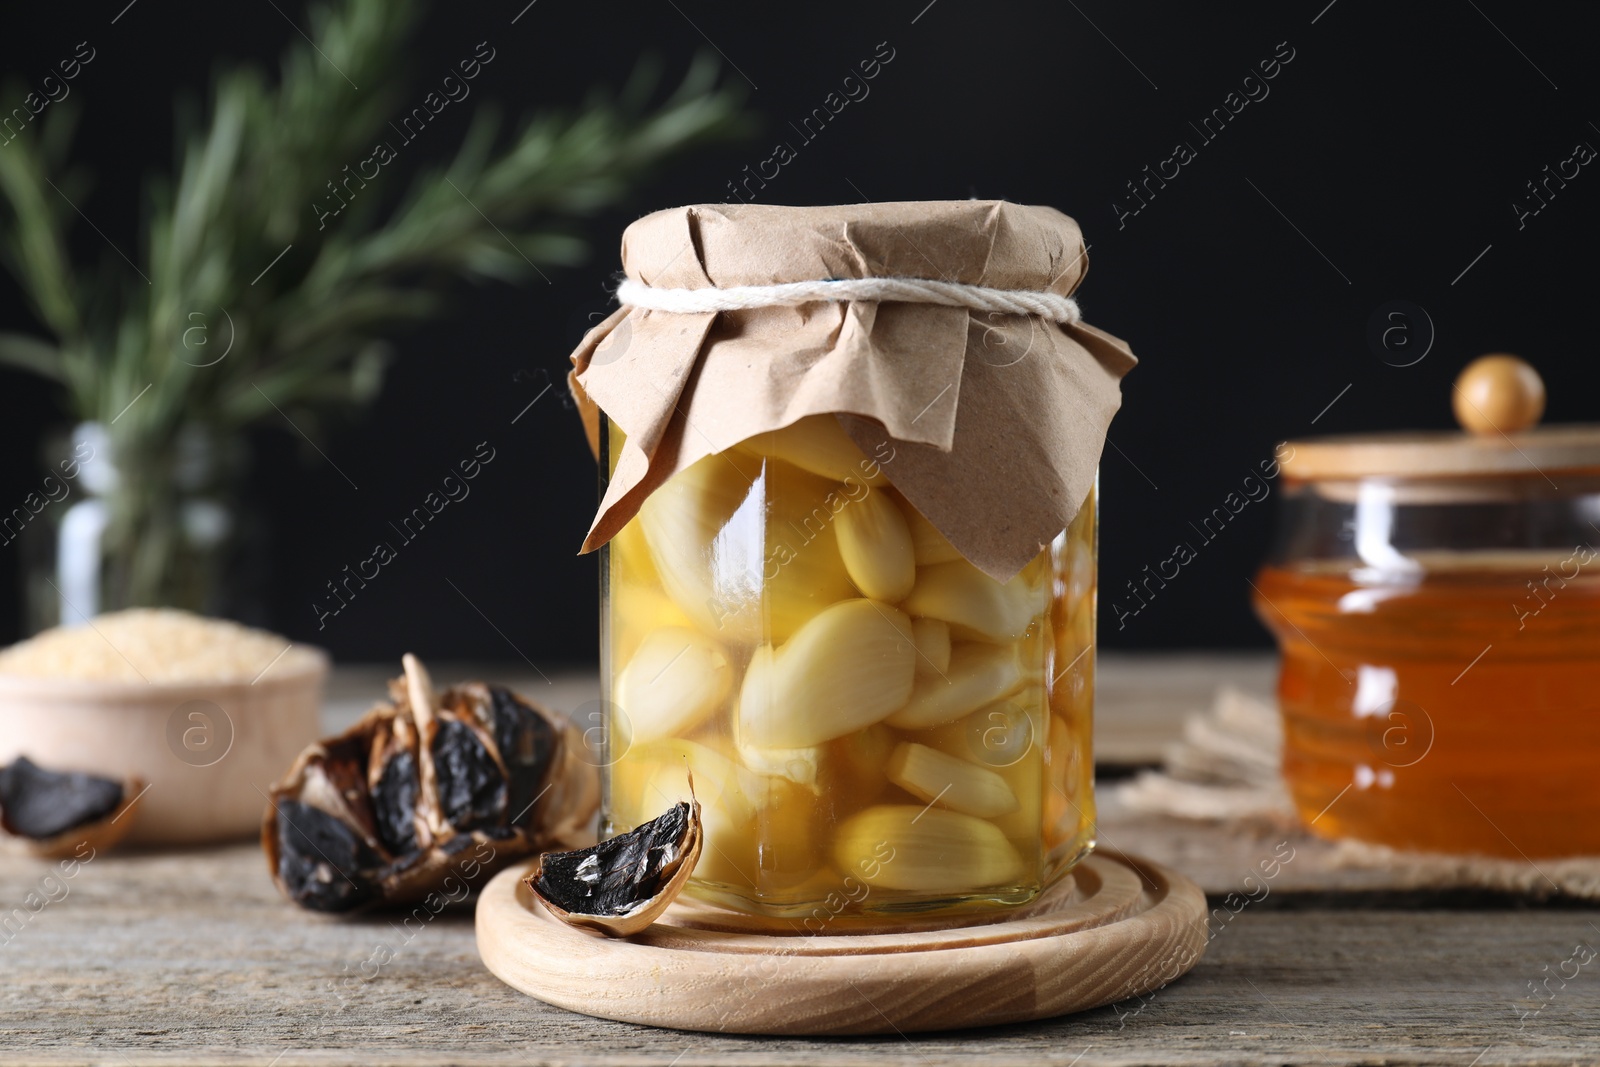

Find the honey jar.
[
  {"left": 567, "top": 202, "right": 1136, "bottom": 919},
  {"left": 1255, "top": 356, "right": 1600, "bottom": 858}
]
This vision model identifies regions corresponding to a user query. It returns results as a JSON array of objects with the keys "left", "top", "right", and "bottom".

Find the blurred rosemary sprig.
[{"left": 0, "top": 0, "right": 748, "bottom": 443}]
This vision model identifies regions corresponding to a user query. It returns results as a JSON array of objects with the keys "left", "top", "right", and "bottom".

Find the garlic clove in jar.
[
  {"left": 737, "top": 599, "right": 916, "bottom": 748},
  {"left": 902, "top": 560, "right": 1043, "bottom": 643},
  {"left": 754, "top": 461, "right": 861, "bottom": 643},
  {"left": 639, "top": 453, "right": 857, "bottom": 645},
  {"left": 637, "top": 452, "right": 764, "bottom": 641},
  {"left": 885, "top": 641, "right": 1028, "bottom": 730},
  {"left": 910, "top": 617, "right": 952, "bottom": 677},
  {"left": 833, "top": 487, "right": 916, "bottom": 602},
  {"left": 832, "top": 804, "right": 1025, "bottom": 893},
  {"left": 736, "top": 735, "right": 822, "bottom": 793},
  {"left": 611, "top": 573, "right": 693, "bottom": 666},
  {"left": 614, "top": 627, "right": 731, "bottom": 745},
  {"left": 886, "top": 741, "right": 1020, "bottom": 819},
  {"left": 736, "top": 414, "right": 888, "bottom": 487}
]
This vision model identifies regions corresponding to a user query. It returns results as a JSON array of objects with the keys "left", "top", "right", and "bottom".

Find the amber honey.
[{"left": 1255, "top": 554, "right": 1600, "bottom": 858}]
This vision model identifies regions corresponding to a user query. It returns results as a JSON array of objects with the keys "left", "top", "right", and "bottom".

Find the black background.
[{"left": 2, "top": 0, "right": 1598, "bottom": 665}]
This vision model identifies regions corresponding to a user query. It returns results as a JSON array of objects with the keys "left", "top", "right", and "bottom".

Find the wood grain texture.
[
  {"left": 476, "top": 853, "right": 1207, "bottom": 1035},
  {"left": 0, "top": 843, "right": 1597, "bottom": 1064},
  {"left": 1, "top": 658, "right": 1596, "bottom": 1065},
  {"left": 1279, "top": 424, "right": 1600, "bottom": 480}
]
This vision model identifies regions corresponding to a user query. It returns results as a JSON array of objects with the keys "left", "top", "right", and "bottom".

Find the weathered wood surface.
[
  {"left": 3, "top": 655, "right": 1596, "bottom": 1065},
  {"left": 1, "top": 842, "right": 1596, "bottom": 1065}
]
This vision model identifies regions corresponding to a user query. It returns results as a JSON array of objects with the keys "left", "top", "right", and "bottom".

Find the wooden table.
[{"left": 3, "top": 655, "right": 1596, "bottom": 1066}]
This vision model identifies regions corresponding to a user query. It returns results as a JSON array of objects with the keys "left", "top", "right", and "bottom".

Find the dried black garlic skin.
[
  {"left": 0, "top": 756, "right": 124, "bottom": 840},
  {"left": 275, "top": 800, "right": 381, "bottom": 913},
  {"left": 533, "top": 802, "right": 692, "bottom": 919}
]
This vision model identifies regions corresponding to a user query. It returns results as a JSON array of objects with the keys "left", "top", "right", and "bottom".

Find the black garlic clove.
[
  {"left": 430, "top": 717, "right": 507, "bottom": 832},
  {"left": 262, "top": 654, "right": 598, "bottom": 913},
  {"left": 487, "top": 685, "right": 559, "bottom": 828},
  {"left": 0, "top": 756, "right": 143, "bottom": 858},
  {"left": 274, "top": 799, "right": 382, "bottom": 913},
  {"left": 525, "top": 796, "right": 702, "bottom": 937},
  {"left": 371, "top": 748, "right": 420, "bottom": 858}
]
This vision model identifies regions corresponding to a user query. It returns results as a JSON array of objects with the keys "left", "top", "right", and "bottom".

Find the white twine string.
[{"left": 615, "top": 276, "right": 1081, "bottom": 324}]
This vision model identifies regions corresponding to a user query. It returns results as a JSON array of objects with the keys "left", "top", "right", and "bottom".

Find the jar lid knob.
[{"left": 1452, "top": 354, "right": 1545, "bottom": 435}]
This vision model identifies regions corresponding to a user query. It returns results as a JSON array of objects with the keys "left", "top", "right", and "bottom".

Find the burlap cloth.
[{"left": 1104, "top": 688, "right": 1600, "bottom": 900}]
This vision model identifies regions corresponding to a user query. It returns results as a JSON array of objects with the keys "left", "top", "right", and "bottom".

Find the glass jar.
[
  {"left": 599, "top": 415, "right": 1097, "bottom": 919},
  {"left": 20, "top": 422, "right": 240, "bottom": 634},
  {"left": 1256, "top": 427, "right": 1600, "bottom": 858}
]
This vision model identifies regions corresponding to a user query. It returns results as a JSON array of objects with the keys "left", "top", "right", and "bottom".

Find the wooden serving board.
[{"left": 476, "top": 851, "right": 1207, "bottom": 1036}]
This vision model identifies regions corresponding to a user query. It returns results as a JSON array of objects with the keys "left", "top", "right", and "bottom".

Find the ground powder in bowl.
[{"left": 0, "top": 608, "right": 321, "bottom": 684}]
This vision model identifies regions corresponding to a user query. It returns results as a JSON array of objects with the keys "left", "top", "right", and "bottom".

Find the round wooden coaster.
[{"left": 475, "top": 851, "right": 1208, "bottom": 1036}]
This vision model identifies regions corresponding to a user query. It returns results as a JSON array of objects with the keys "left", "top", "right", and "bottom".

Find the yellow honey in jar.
[
  {"left": 600, "top": 416, "right": 1097, "bottom": 918},
  {"left": 1258, "top": 353, "right": 1600, "bottom": 860},
  {"left": 1256, "top": 552, "right": 1600, "bottom": 858}
]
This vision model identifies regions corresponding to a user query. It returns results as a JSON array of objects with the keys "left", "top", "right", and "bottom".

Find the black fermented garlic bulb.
[{"left": 262, "top": 655, "right": 598, "bottom": 912}]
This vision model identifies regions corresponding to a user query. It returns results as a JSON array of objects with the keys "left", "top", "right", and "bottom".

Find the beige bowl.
[{"left": 0, "top": 653, "right": 327, "bottom": 845}]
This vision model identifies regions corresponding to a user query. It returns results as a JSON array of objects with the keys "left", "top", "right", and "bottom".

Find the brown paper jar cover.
[{"left": 567, "top": 200, "right": 1137, "bottom": 582}]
